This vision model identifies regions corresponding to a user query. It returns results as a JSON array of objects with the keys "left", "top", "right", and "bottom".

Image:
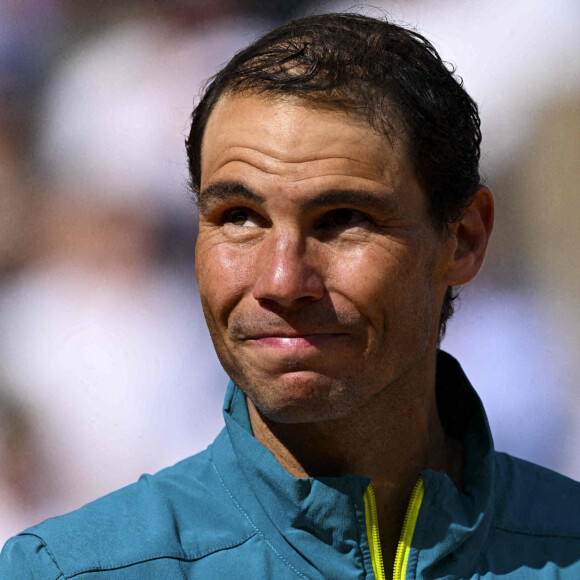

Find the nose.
[{"left": 252, "top": 232, "right": 325, "bottom": 309}]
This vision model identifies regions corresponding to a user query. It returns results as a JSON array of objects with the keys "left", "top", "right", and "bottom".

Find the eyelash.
[
  {"left": 315, "top": 208, "right": 369, "bottom": 228},
  {"left": 221, "top": 207, "right": 266, "bottom": 227}
]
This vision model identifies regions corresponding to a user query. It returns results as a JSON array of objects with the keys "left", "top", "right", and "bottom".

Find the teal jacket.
[{"left": 1, "top": 352, "right": 579, "bottom": 579}]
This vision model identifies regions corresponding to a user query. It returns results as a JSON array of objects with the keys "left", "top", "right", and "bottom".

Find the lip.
[{"left": 246, "top": 334, "right": 345, "bottom": 349}]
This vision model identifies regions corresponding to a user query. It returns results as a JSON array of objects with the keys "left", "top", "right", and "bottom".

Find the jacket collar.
[{"left": 410, "top": 351, "right": 496, "bottom": 578}]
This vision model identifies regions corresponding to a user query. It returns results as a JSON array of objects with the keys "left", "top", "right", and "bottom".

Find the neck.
[{"left": 247, "top": 351, "right": 463, "bottom": 570}]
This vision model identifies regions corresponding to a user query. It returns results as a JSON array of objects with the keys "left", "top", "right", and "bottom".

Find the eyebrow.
[
  {"left": 199, "top": 180, "right": 399, "bottom": 215},
  {"left": 199, "top": 182, "right": 265, "bottom": 213},
  {"left": 300, "top": 189, "right": 398, "bottom": 215}
]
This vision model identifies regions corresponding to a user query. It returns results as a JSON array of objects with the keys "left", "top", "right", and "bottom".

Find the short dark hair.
[{"left": 186, "top": 12, "right": 482, "bottom": 339}]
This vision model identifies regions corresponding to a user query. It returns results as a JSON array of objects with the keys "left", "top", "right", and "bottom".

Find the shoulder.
[
  {"left": 0, "top": 534, "right": 64, "bottom": 580},
  {"left": 471, "top": 453, "right": 580, "bottom": 577},
  {"left": 0, "top": 441, "right": 256, "bottom": 578},
  {"left": 492, "top": 451, "right": 580, "bottom": 539}
]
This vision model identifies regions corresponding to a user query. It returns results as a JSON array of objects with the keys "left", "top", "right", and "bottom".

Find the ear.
[{"left": 444, "top": 186, "right": 494, "bottom": 286}]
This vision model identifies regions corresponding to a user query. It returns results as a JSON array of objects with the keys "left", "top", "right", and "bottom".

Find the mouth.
[{"left": 244, "top": 333, "right": 346, "bottom": 349}]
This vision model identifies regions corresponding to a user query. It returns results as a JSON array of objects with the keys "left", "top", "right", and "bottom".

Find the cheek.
[
  {"left": 327, "top": 244, "right": 405, "bottom": 308},
  {"left": 195, "top": 240, "right": 255, "bottom": 322},
  {"left": 327, "top": 242, "right": 439, "bottom": 335}
]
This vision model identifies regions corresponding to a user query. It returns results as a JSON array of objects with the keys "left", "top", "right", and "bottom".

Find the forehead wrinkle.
[
  {"left": 202, "top": 94, "right": 403, "bottom": 188},
  {"left": 201, "top": 94, "right": 416, "bottom": 210},
  {"left": 210, "top": 146, "right": 389, "bottom": 187}
]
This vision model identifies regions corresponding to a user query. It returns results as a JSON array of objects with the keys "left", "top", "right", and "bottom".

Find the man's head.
[
  {"left": 187, "top": 13, "right": 484, "bottom": 338},
  {"left": 188, "top": 14, "right": 492, "bottom": 424}
]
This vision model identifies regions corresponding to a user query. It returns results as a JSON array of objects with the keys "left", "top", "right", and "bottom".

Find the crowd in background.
[{"left": 0, "top": 0, "right": 578, "bottom": 544}]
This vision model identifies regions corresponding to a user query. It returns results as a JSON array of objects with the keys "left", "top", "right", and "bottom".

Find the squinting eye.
[
  {"left": 319, "top": 208, "right": 368, "bottom": 228},
  {"left": 222, "top": 207, "right": 264, "bottom": 228}
]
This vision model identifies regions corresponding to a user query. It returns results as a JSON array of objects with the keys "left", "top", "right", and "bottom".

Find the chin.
[{"left": 244, "top": 370, "right": 358, "bottom": 425}]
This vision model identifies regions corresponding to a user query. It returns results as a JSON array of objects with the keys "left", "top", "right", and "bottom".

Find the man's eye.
[
  {"left": 222, "top": 207, "right": 264, "bottom": 228},
  {"left": 318, "top": 208, "right": 368, "bottom": 228}
]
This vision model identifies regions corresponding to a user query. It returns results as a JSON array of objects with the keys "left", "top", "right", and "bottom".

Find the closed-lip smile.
[{"left": 244, "top": 332, "right": 345, "bottom": 349}]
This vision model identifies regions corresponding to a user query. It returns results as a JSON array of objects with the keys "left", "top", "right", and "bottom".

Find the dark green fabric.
[{"left": 1, "top": 352, "right": 579, "bottom": 578}]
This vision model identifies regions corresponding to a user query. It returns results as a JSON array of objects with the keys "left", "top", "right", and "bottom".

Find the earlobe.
[{"left": 444, "top": 186, "right": 494, "bottom": 286}]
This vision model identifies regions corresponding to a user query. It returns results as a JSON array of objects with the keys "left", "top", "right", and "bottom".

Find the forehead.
[{"left": 200, "top": 93, "right": 422, "bottom": 210}]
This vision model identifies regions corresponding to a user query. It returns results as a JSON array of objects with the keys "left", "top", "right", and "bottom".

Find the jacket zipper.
[
  {"left": 364, "top": 476, "right": 425, "bottom": 580},
  {"left": 364, "top": 484, "right": 385, "bottom": 580}
]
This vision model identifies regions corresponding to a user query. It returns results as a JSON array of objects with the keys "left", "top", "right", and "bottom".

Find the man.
[{"left": 1, "top": 13, "right": 579, "bottom": 579}]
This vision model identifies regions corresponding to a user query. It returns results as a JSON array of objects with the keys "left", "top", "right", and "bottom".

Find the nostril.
[{"left": 253, "top": 266, "right": 325, "bottom": 308}]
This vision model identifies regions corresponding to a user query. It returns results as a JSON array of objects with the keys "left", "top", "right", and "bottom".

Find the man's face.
[{"left": 195, "top": 94, "right": 455, "bottom": 424}]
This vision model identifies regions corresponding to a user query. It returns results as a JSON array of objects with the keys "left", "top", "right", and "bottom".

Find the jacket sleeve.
[{"left": 0, "top": 533, "right": 65, "bottom": 579}]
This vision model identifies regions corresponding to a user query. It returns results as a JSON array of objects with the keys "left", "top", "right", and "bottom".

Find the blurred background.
[{"left": 0, "top": 0, "right": 578, "bottom": 543}]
